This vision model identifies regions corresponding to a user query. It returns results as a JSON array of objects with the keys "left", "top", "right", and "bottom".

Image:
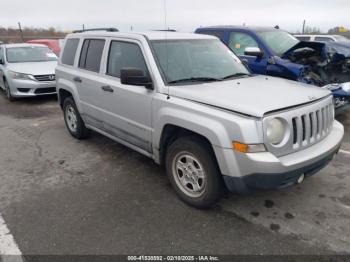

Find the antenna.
[{"left": 163, "top": 0, "right": 170, "bottom": 100}]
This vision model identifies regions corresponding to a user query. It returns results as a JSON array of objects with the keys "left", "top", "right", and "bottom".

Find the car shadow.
[{"left": 0, "top": 92, "right": 60, "bottom": 118}]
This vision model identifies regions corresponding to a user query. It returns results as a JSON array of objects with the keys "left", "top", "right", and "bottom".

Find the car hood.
[
  {"left": 282, "top": 41, "right": 350, "bottom": 60},
  {"left": 6, "top": 61, "right": 57, "bottom": 75},
  {"left": 168, "top": 75, "right": 330, "bottom": 117}
]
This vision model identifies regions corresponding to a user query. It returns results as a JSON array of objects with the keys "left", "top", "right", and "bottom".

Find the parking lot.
[{"left": 0, "top": 92, "right": 349, "bottom": 255}]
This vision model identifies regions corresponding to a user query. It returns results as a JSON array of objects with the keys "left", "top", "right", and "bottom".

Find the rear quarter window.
[
  {"left": 315, "top": 37, "right": 334, "bottom": 42},
  {"left": 295, "top": 36, "right": 311, "bottom": 41},
  {"left": 61, "top": 38, "right": 79, "bottom": 66}
]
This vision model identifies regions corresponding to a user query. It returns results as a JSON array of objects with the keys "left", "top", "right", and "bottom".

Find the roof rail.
[
  {"left": 73, "top": 28, "right": 119, "bottom": 33},
  {"left": 153, "top": 29, "right": 177, "bottom": 32}
]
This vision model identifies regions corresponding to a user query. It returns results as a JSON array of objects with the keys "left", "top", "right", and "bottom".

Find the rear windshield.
[{"left": 6, "top": 46, "right": 58, "bottom": 63}]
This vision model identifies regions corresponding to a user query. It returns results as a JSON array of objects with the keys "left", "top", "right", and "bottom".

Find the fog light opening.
[{"left": 297, "top": 174, "right": 305, "bottom": 184}]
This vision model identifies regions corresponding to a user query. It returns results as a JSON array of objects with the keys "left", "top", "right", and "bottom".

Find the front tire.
[
  {"left": 63, "top": 97, "right": 90, "bottom": 139},
  {"left": 165, "top": 136, "right": 224, "bottom": 209},
  {"left": 4, "top": 79, "right": 15, "bottom": 102}
]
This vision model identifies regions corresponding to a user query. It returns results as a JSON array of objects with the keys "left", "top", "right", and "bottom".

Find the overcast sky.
[{"left": 1, "top": 0, "right": 349, "bottom": 33}]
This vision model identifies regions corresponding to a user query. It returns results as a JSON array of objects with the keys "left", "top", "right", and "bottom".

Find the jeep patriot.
[{"left": 56, "top": 29, "right": 344, "bottom": 208}]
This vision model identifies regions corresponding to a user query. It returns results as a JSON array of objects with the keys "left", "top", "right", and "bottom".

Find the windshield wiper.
[
  {"left": 168, "top": 77, "right": 222, "bottom": 84},
  {"left": 221, "top": 73, "right": 251, "bottom": 80}
]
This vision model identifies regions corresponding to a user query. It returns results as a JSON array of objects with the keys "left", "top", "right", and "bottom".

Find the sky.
[{"left": 1, "top": 0, "right": 349, "bottom": 33}]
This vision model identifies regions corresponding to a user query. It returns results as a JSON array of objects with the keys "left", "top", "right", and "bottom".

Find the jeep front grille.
[
  {"left": 263, "top": 96, "right": 334, "bottom": 157},
  {"left": 291, "top": 103, "right": 334, "bottom": 148}
]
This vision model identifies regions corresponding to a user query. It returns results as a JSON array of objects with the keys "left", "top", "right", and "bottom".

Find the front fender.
[
  {"left": 266, "top": 56, "right": 305, "bottom": 81},
  {"left": 153, "top": 107, "right": 231, "bottom": 151}
]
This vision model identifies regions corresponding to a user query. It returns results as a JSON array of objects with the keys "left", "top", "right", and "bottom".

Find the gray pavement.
[{"left": 0, "top": 92, "right": 349, "bottom": 255}]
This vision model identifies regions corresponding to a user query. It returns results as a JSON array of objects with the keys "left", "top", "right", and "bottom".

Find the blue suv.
[{"left": 195, "top": 26, "right": 350, "bottom": 113}]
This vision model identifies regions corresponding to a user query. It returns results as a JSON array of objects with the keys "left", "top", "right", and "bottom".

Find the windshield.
[
  {"left": 6, "top": 46, "right": 58, "bottom": 63},
  {"left": 257, "top": 30, "right": 299, "bottom": 56},
  {"left": 151, "top": 39, "right": 250, "bottom": 84},
  {"left": 334, "top": 35, "right": 350, "bottom": 43}
]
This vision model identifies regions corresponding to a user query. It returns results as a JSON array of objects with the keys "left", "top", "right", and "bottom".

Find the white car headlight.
[
  {"left": 341, "top": 82, "right": 350, "bottom": 93},
  {"left": 266, "top": 118, "right": 287, "bottom": 145},
  {"left": 8, "top": 71, "right": 33, "bottom": 80}
]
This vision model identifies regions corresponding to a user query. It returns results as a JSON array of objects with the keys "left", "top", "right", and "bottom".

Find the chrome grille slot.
[
  {"left": 317, "top": 109, "right": 323, "bottom": 137},
  {"left": 301, "top": 115, "right": 306, "bottom": 142},
  {"left": 34, "top": 74, "right": 56, "bottom": 82},
  {"left": 292, "top": 118, "right": 297, "bottom": 144},
  {"left": 291, "top": 102, "right": 334, "bottom": 149}
]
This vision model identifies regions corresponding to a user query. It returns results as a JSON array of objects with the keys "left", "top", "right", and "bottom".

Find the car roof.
[
  {"left": 3, "top": 43, "right": 48, "bottom": 48},
  {"left": 197, "top": 25, "right": 278, "bottom": 32},
  {"left": 66, "top": 31, "right": 217, "bottom": 41}
]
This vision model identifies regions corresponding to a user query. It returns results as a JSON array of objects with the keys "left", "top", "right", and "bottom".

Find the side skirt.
[{"left": 85, "top": 124, "right": 154, "bottom": 160}]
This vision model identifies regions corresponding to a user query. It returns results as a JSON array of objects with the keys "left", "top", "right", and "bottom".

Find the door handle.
[
  {"left": 101, "top": 85, "right": 114, "bottom": 93},
  {"left": 73, "top": 77, "right": 82, "bottom": 83}
]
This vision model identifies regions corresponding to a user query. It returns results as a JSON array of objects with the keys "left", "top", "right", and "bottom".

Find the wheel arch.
[{"left": 56, "top": 78, "right": 82, "bottom": 112}]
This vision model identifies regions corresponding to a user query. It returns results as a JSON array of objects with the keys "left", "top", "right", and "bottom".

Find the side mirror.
[
  {"left": 120, "top": 68, "right": 153, "bottom": 90},
  {"left": 0, "top": 58, "right": 4, "bottom": 65},
  {"left": 244, "top": 47, "right": 264, "bottom": 58}
]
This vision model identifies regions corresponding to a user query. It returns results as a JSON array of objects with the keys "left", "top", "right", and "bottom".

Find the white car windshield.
[
  {"left": 6, "top": 46, "right": 58, "bottom": 63},
  {"left": 151, "top": 39, "right": 250, "bottom": 85},
  {"left": 257, "top": 30, "right": 299, "bottom": 56}
]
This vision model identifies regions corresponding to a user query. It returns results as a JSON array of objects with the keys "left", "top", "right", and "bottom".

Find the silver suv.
[
  {"left": 0, "top": 43, "right": 57, "bottom": 101},
  {"left": 56, "top": 29, "right": 344, "bottom": 208}
]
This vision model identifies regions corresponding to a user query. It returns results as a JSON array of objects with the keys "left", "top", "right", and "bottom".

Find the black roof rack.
[
  {"left": 73, "top": 28, "right": 119, "bottom": 33},
  {"left": 153, "top": 29, "right": 177, "bottom": 32}
]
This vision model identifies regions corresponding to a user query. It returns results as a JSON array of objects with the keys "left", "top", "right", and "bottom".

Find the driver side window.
[
  {"left": 107, "top": 41, "right": 149, "bottom": 78},
  {"left": 228, "top": 32, "right": 259, "bottom": 56}
]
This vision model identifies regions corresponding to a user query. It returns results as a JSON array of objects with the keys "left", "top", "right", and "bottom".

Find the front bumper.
[
  {"left": 8, "top": 78, "right": 56, "bottom": 97},
  {"left": 215, "top": 120, "right": 344, "bottom": 194}
]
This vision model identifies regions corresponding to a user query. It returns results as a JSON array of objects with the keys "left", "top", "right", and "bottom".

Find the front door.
[{"left": 97, "top": 39, "right": 153, "bottom": 153}]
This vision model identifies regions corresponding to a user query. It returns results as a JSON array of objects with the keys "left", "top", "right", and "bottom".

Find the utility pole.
[
  {"left": 302, "top": 20, "right": 306, "bottom": 34},
  {"left": 18, "top": 22, "right": 24, "bottom": 42},
  {"left": 83, "top": 24, "right": 85, "bottom": 31}
]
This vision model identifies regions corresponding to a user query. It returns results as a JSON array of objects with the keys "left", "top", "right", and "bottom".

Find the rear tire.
[
  {"left": 165, "top": 136, "right": 224, "bottom": 209},
  {"left": 63, "top": 97, "right": 90, "bottom": 139},
  {"left": 4, "top": 79, "right": 15, "bottom": 102}
]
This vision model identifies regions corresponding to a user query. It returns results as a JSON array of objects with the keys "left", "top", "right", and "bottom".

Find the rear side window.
[
  {"left": 61, "top": 38, "right": 79, "bottom": 66},
  {"left": 107, "top": 41, "right": 148, "bottom": 78},
  {"left": 79, "top": 39, "right": 105, "bottom": 72}
]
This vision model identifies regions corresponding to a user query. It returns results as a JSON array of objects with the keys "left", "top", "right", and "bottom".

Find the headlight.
[
  {"left": 8, "top": 71, "right": 33, "bottom": 80},
  {"left": 266, "top": 118, "right": 286, "bottom": 145},
  {"left": 341, "top": 82, "right": 350, "bottom": 93}
]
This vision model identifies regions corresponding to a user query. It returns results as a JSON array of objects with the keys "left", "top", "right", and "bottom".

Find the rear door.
[
  {"left": 227, "top": 31, "right": 267, "bottom": 74},
  {"left": 96, "top": 39, "right": 154, "bottom": 153},
  {"left": 74, "top": 38, "right": 107, "bottom": 129}
]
